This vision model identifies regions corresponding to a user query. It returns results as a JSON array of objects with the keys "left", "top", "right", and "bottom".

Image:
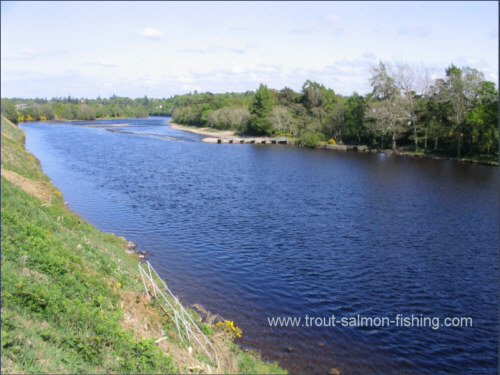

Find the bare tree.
[
  {"left": 271, "top": 106, "right": 294, "bottom": 134},
  {"left": 395, "top": 62, "right": 418, "bottom": 150},
  {"left": 416, "top": 65, "right": 436, "bottom": 150},
  {"left": 367, "top": 61, "right": 406, "bottom": 149},
  {"left": 367, "top": 96, "right": 406, "bottom": 149}
]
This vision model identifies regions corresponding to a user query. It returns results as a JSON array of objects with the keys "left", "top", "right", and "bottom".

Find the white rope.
[
  {"left": 137, "top": 262, "right": 220, "bottom": 369},
  {"left": 146, "top": 261, "right": 220, "bottom": 366},
  {"left": 138, "top": 264, "right": 151, "bottom": 303},
  {"left": 147, "top": 262, "right": 156, "bottom": 298}
]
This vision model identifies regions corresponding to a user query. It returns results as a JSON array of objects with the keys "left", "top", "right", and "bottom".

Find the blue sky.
[{"left": 1, "top": 1, "right": 498, "bottom": 99}]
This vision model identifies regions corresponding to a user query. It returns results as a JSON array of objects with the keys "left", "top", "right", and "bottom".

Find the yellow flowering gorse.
[{"left": 213, "top": 320, "right": 242, "bottom": 338}]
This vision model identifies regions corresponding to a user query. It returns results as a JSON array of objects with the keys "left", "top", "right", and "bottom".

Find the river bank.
[
  {"left": 1, "top": 116, "right": 286, "bottom": 374},
  {"left": 169, "top": 121, "right": 498, "bottom": 166},
  {"left": 168, "top": 121, "right": 282, "bottom": 144},
  {"left": 365, "top": 148, "right": 499, "bottom": 166}
]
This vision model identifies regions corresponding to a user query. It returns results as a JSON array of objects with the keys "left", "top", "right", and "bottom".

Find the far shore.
[{"left": 167, "top": 121, "right": 498, "bottom": 166}]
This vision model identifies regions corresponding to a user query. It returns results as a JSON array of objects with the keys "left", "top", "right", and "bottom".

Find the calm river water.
[{"left": 21, "top": 117, "right": 498, "bottom": 374}]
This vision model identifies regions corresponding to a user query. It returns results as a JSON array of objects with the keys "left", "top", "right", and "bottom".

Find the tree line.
[
  {"left": 2, "top": 61, "right": 498, "bottom": 160},
  {"left": 1, "top": 92, "right": 254, "bottom": 124},
  {"left": 1, "top": 95, "right": 152, "bottom": 122},
  {"left": 170, "top": 62, "right": 498, "bottom": 160}
]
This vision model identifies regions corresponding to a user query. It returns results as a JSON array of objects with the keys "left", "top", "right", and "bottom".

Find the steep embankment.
[{"left": 1, "top": 116, "right": 285, "bottom": 374}]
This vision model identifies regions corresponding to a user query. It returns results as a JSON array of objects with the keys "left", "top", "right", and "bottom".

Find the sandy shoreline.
[
  {"left": 168, "top": 121, "right": 236, "bottom": 138},
  {"left": 167, "top": 121, "right": 280, "bottom": 143}
]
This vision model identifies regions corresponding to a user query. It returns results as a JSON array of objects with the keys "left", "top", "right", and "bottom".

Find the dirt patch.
[
  {"left": 21, "top": 267, "right": 49, "bottom": 281},
  {"left": 1, "top": 353, "right": 23, "bottom": 374},
  {"left": 1, "top": 167, "right": 53, "bottom": 203},
  {"left": 118, "top": 290, "right": 240, "bottom": 373},
  {"left": 119, "top": 290, "right": 207, "bottom": 372},
  {"left": 119, "top": 290, "right": 163, "bottom": 340}
]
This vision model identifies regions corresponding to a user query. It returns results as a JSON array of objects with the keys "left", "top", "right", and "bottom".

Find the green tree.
[
  {"left": 301, "top": 80, "right": 325, "bottom": 131},
  {"left": 369, "top": 61, "right": 398, "bottom": 99},
  {"left": 424, "top": 78, "right": 451, "bottom": 151},
  {"left": 344, "top": 93, "right": 367, "bottom": 143},
  {"left": 276, "top": 87, "right": 299, "bottom": 107},
  {"left": 1, "top": 98, "right": 18, "bottom": 124},
  {"left": 77, "top": 104, "right": 96, "bottom": 120},
  {"left": 324, "top": 95, "right": 346, "bottom": 143},
  {"left": 248, "top": 84, "right": 274, "bottom": 135},
  {"left": 465, "top": 81, "right": 498, "bottom": 156},
  {"left": 61, "top": 104, "right": 76, "bottom": 120},
  {"left": 442, "top": 64, "right": 484, "bottom": 157},
  {"left": 40, "top": 103, "right": 55, "bottom": 120}
]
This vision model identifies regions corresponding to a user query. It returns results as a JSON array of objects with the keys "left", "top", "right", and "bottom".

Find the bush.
[{"left": 300, "top": 132, "right": 325, "bottom": 147}]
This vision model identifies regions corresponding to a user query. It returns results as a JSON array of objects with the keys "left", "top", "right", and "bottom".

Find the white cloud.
[
  {"left": 83, "top": 60, "right": 116, "bottom": 68},
  {"left": 231, "top": 65, "right": 245, "bottom": 74},
  {"left": 326, "top": 14, "right": 341, "bottom": 22},
  {"left": 289, "top": 27, "right": 315, "bottom": 35},
  {"left": 227, "top": 64, "right": 277, "bottom": 76},
  {"left": 224, "top": 43, "right": 250, "bottom": 54},
  {"left": 140, "top": 27, "right": 164, "bottom": 41},
  {"left": 178, "top": 46, "right": 216, "bottom": 54},
  {"left": 453, "top": 56, "right": 492, "bottom": 71},
  {"left": 362, "top": 51, "right": 376, "bottom": 60},
  {"left": 397, "top": 26, "right": 429, "bottom": 38},
  {"left": 175, "top": 75, "right": 194, "bottom": 83},
  {"left": 178, "top": 43, "right": 250, "bottom": 55},
  {"left": 11, "top": 50, "right": 36, "bottom": 60},
  {"left": 3, "top": 48, "right": 67, "bottom": 61}
]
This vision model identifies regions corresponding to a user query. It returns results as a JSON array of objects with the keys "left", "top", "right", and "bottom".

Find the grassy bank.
[{"left": 0, "top": 116, "right": 285, "bottom": 374}]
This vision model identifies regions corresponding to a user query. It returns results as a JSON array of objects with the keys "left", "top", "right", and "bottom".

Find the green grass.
[
  {"left": 1, "top": 117, "right": 176, "bottom": 373},
  {"left": 0, "top": 117, "right": 25, "bottom": 143},
  {"left": 1, "top": 116, "right": 286, "bottom": 374},
  {"left": 236, "top": 347, "right": 286, "bottom": 375},
  {"left": 1, "top": 172, "right": 177, "bottom": 374}
]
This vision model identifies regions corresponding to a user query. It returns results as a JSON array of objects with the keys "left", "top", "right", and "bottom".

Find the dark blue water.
[{"left": 21, "top": 117, "right": 498, "bottom": 374}]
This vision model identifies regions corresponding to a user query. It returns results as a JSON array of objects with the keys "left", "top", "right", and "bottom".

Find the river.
[{"left": 20, "top": 117, "right": 498, "bottom": 374}]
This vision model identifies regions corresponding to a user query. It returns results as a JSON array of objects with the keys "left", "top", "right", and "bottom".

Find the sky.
[{"left": 1, "top": 1, "right": 498, "bottom": 99}]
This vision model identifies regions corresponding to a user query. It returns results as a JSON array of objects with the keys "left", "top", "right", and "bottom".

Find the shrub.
[{"left": 300, "top": 132, "right": 325, "bottom": 147}]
